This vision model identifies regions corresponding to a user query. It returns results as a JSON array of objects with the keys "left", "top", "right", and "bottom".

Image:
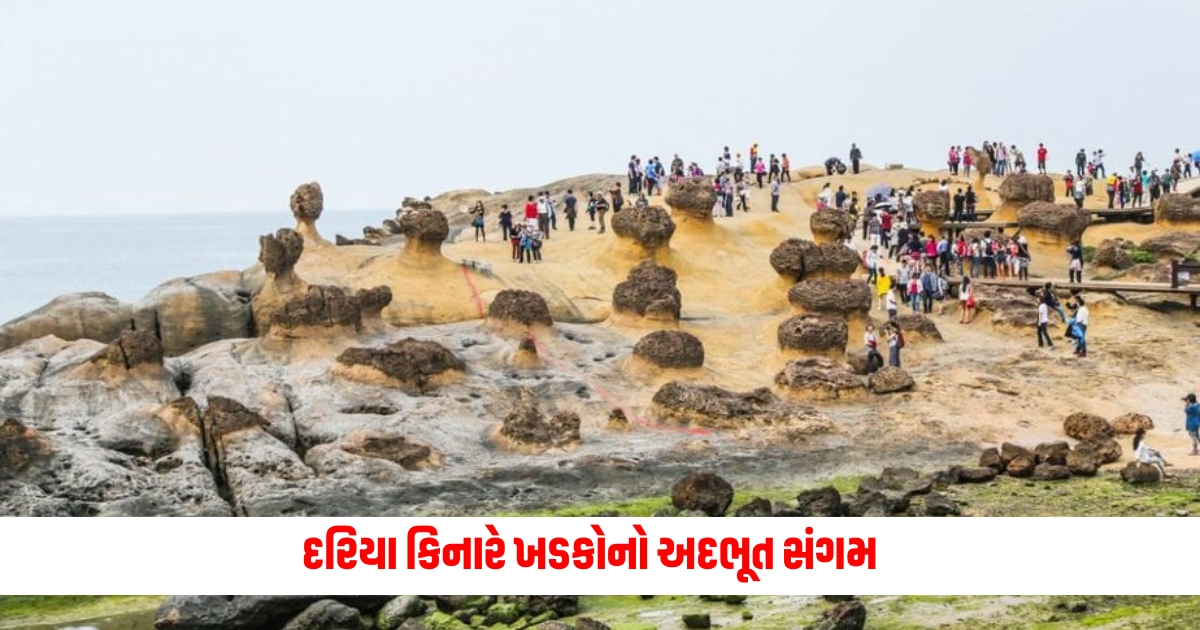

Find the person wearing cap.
[{"left": 1184, "top": 393, "right": 1200, "bottom": 456}]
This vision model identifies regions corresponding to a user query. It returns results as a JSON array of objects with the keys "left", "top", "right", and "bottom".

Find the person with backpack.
[
  {"left": 509, "top": 223, "right": 523, "bottom": 261},
  {"left": 864, "top": 323, "right": 883, "bottom": 375},
  {"left": 920, "top": 266, "right": 937, "bottom": 314},
  {"left": 886, "top": 321, "right": 904, "bottom": 367},
  {"left": 529, "top": 228, "right": 543, "bottom": 262},
  {"left": 585, "top": 192, "right": 597, "bottom": 230}
]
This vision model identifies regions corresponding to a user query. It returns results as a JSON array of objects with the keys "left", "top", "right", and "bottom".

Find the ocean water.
[{"left": 0, "top": 210, "right": 387, "bottom": 325}]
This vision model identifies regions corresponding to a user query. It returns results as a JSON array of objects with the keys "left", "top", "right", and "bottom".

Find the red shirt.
[
  {"left": 524, "top": 202, "right": 538, "bottom": 220},
  {"left": 1037, "top": 147, "right": 1047, "bottom": 161}
]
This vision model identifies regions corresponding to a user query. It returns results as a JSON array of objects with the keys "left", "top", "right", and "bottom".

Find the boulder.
[
  {"left": 777, "top": 314, "right": 848, "bottom": 352},
  {"left": 998, "top": 173, "right": 1056, "bottom": 205},
  {"left": 398, "top": 209, "right": 450, "bottom": 254},
  {"left": 612, "top": 261, "right": 681, "bottom": 321},
  {"left": 955, "top": 467, "right": 998, "bottom": 483},
  {"left": 280, "top": 599, "right": 366, "bottom": 630},
  {"left": 495, "top": 596, "right": 578, "bottom": 619},
  {"left": 816, "top": 599, "right": 867, "bottom": 630},
  {"left": 338, "top": 431, "right": 437, "bottom": 470},
  {"left": 1006, "top": 453, "right": 1037, "bottom": 478},
  {"left": 1031, "top": 463, "right": 1072, "bottom": 481},
  {"left": 632, "top": 330, "right": 704, "bottom": 369},
  {"left": 269, "top": 285, "right": 362, "bottom": 335},
  {"left": 1094, "top": 238, "right": 1134, "bottom": 269},
  {"left": 133, "top": 273, "right": 254, "bottom": 355},
  {"left": 575, "top": 618, "right": 612, "bottom": 630},
  {"left": 868, "top": 366, "right": 914, "bottom": 394},
  {"left": 1066, "top": 447, "right": 1099, "bottom": 476},
  {"left": 787, "top": 280, "right": 873, "bottom": 314},
  {"left": 1111, "top": 413, "right": 1154, "bottom": 435},
  {"left": 1155, "top": 193, "right": 1200, "bottom": 224},
  {"left": 770, "top": 239, "right": 860, "bottom": 282},
  {"left": 290, "top": 182, "right": 324, "bottom": 239},
  {"left": 810, "top": 209, "right": 855, "bottom": 243},
  {"left": 487, "top": 289, "right": 553, "bottom": 327},
  {"left": 87, "top": 329, "right": 164, "bottom": 370},
  {"left": 734, "top": 497, "right": 774, "bottom": 517},
  {"left": 0, "top": 418, "right": 53, "bottom": 478},
  {"left": 894, "top": 313, "right": 943, "bottom": 341},
  {"left": 795, "top": 487, "right": 845, "bottom": 517},
  {"left": 0, "top": 292, "right": 132, "bottom": 353},
  {"left": 1138, "top": 231, "right": 1200, "bottom": 259},
  {"left": 1120, "top": 462, "right": 1162, "bottom": 484},
  {"left": 1063, "top": 412, "right": 1113, "bottom": 441},
  {"left": 999, "top": 443, "right": 1033, "bottom": 468},
  {"left": 94, "top": 407, "right": 179, "bottom": 458},
  {"left": 1034, "top": 441, "right": 1070, "bottom": 466},
  {"left": 665, "top": 178, "right": 717, "bottom": 220},
  {"left": 921, "top": 492, "right": 961, "bottom": 516},
  {"left": 979, "top": 447, "right": 1003, "bottom": 471},
  {"left": 774, "top": 358, "right": 865, "bottom": 400},
  {"left": 154, "top": 596, "right": 392, "bottom": 630},
  {"left": 376, "top": 596, "right": 428, "bottom": 630},
  {"left": 1080, "top": 436, "right": 1122, "bottom": 464},
  {"left": 498, "top": 387, "right": 580, "bottom": 451},
  {"left": 671, "top": 471, "right": 734, "bottom": 517},
  {"left": 681, "top": 613, "right": 712, "bottom": 629},
  {"left": 611, "top": 205, "right": 676, "bottom": 250},
  {"left": 1017, "top": 201, "right": 1091, "bottom": 242},
  {"left": 651, "top": 381, "right": 832, "bottom": 429},
  {"left": 335, "top": 338, "right": 465, "bottom": 392},
  {"left": 913, "top": 190, "right": 951, "bottom": 222}
]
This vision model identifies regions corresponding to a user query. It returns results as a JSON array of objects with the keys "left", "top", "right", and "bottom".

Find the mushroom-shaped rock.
[
  {"left": 1094, "top": 238, "right": 1133, "bottom": 269},
  {"left": 1063, "top": 412, "right": 1112, "bottom": 441},
  {"left": 671, "top": 471, "right": 734, "bottom": 517},
  {"left": 809, "top": 210, "right": 854, "bottom": 244},
  {"left": 611, "top": 205, "right": 676, "bottom": 251},
  {"left": 788, "top": 280, "right": 872, "bottom": 314},
  {"left": 400, "top": 196, "right": 434, "bottom": 211},
  {"left": 913, "top": 190, "right": 951, "bottom": 222},
  {"left": 1, "top": 418, "right": 53, "bottom": 478},
  {"left": 290, "top": 182, "right": 324, "bottom": 241},
  {"left": 612, "top": 261, "right": 681, "bottom": 321},
  {"left": 868, "top": 366, "right": 914, "bottom": 394},
  {"left": 1155, "top": 193, "right": 1200, "bottom": 224},
  {"left": 487, "top": 289, "right": 553, "bottom": 328},
  {"left": 650, "top": 381, "right": 832, "bottom": 430},
  {"left": 665, "top": 178, "right": 717, "bottom": 220},
  {"left": 998, "top": 174, "right": 1056, "bottom": 205},
  {"left": 770, "top": 239, "right": 860, "bottom": 282},
  {"left": 339, "top": 430, "right": 438, "bottom": 470},
  {"left": 353, "top": 286, "right": 393, "bottom": 322},
  {"left": 335, "top": 338, "right": 465, "bottom": 392},
  {"left": 259, "top": 228, "right": 305, "bottom": 279},
  {"left": 86, "top": 328, "right": 164, "bottom": 372},
  {"left": 777, "top": 314, "right": 848, "bottom": 352},
  {"left": 893, "top": 313, "right": 943, "bottom": 341},
  {"left": 398, "top": 208, "right": 450, "bottom": 255},
  {"left": 269, "top": 285, "right": 362, "bottom": 336},
  {"left": 1111, "top": 413, "right": 1154, "bottom": 435},
  {"left": 774, "top": 358, "right": 865, "bottom": 401},
  {"left": 1017, "top": 201, "right": 1091, "bottom": 243},
  {"left": 498, "top": 388, "right": 581, "bottom": 452},
  {"left": 632, "top": 330, "right": 704, "bottom": 369}
]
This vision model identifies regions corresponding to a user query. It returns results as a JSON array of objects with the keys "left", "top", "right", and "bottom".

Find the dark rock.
[
  {"left": 154, "top": 596, "right": 391, "bottom": 630},
  {"left": 400, "top": 196, "right": 433, "bottom": 211},
  {"left": 795, "top": 487, "right": 845, "bottom": 517},
  {"left": 336, "top": 338, "right": 465, "bottom": 392},
  {"left": 774, "top": 358, "right": 865, "bottom": 400},
  {"left": 398, "top": 208, "right": 450, "bottom": 244},
  {"left": 280, "top": 599, "right": 365, "bottom": 630},
  {"left": 770, "top": 238, "right": 860, "bottom": 282},
  {"left": 575, "top": 618, "right": 612, "bottom": 630},
  {"left": 432, "top": 596, "right": 494, "bottom": 613},
  {"left": 340, "top": 432, "right": 435, "bottom": 470},
  {"left": 955, "top": 467, "right": 998, "bottom": 483},
  {"left": 979, "top": 447, "right": 1003, "bottom": 471},
  {"left": 495, "top": 596, "right": 577, "bottom": 619},
  {"left": 816, "top": 599, "right": 867, "bottom": 630},
  {"left": 0, "top": 418, "right": 53, "bottom": 479},
  {"left": 498, "top": 388, "right": 580, "bottom": 450},
  {"left": 810, "top": 209, "right": 855, "bottom": 242},
  {"left": 1063, "top": 412, "right": 1113, "bottom": 441},
  {"left": 1121, "top": 461, "right": 1162, "bottom": 484},
  {"left": 671, "top": 471, "right": 734, "bottom": 517},
  {"left": 787, "top": 279, "right": 873, "bottom": 314},
  {"left": 922, "top": 492, "right": 961, "bottom": 516},
  {"left": 271, "top": 285, "right": 361, "bottom": 332},
  {"left": 88, "top": 329, "right": 164, "bottom": 370},
  {"left": 734, "top": 497, "right": 774, "bottom": 517},
  {"left": 377, "top": 596, "right": 427, "bottom": 630},
  {"left": 487, "top": 289, "right": 553, "bottom": 327},
  {"left": 868, "top": 366, "right": 914, "bottom": 394},
  {"left": 1032, "top": 463, "right": 1072, "bottom": 481},
  {"left": 998, "top": 174, "right": 1055, "bottom": 205},
  {"left": 822, "top": 596, "right": 858, "bottom": 602},
  {"left": 913, "top": 190, "right": 951, "bottom": 222},
  {"left": 1080, "top": 436, "right": 1122, "bottom": 464},
  {"left": 259, "top": 228, "right": 305, "bottom": 277},
  {"left": 353, "top": 286, "right": 393, "bottom": 319},
  {"left": 1066, "top": 447, "right": 1100, "bottom": 476},
  {"left": 611, "top": 205, "right": 676, "bottom": 249},
  {"left": 1094, "top": 238, "right": 1134, "bottom": 269},
  {"left": 291, "top": 182, "right": 324, "bottom": 223},
  {"left": 1034, "top": 441, "right": 1070, "bottom": 465},
  {"left": 633, "top": 330, "right": 704, "bottom": 368},
  {"left": 845, "top": 490, "right": 901, "bottom": 517},
  {"left": 612, "top": 261, "right": 682, "bottom": 321},
  {"left": 777, "top": 314, "right": 848, "bottom": 352},
  {"left": 1006, "top": 454, "right": 1037, "bottom": 478},
  {"left": 651, "top": 381, "right": 827, "bottom": 429},
  {"left": 665, "top": 178, "right": 717, "bottom": 220},
  {"left": 681, "top": 613, "right": 711, "bottom": 629},
  {"left": 1000, "top": 443, "right": 1034, "bottom": 468}
]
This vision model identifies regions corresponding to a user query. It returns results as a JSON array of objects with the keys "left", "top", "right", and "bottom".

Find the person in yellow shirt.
[
  {"left": 1105, "top": 174, "right": 1118, "bottom": 208},
  {"left": 876, "top": 267, "right": 892, "bottom": 311}
]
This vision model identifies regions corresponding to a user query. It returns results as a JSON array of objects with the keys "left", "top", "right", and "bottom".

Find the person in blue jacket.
[{"left": 1184, "top": 393, "right": 1200, "bottom": 456}]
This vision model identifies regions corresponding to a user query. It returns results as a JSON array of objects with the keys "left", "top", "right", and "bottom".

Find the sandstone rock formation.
[
  {"left": 1138, "top": 231, "right": 1200, "bottom": 259},
  {"left": 338, "top": 430, "right": 438, "bottom": 470},
  {"left": 335, "top": 338, "right": 466, "bottom": 392},
  {"left": 913, "top": 190, "right": 951, "bottom": 223},
  {"left": 1094, "top": 238, "right": 1133, "bottom": 269},
  {"left": 998, "top": 174, "right": 1055, "bottom": 205},
  {"left": 777, "top": 314, "right": 848, "bottom": 353},
  {"left": 269, "top": 285, "right": 362, "bottom": 337},
  {"left": 87, "top": 329, "right": 164, "bottom": 371},
  {"left": 1017, "top": 201, "right": 1091, "bottom": 243},
  {"left": 354, "top": 285, "right": 393, "bottom": 332},
  {"left": 650, "top": 381, "right": 833, "bottom": 430},
  {"left": 868, "top": 366, "right": 914, "bottom": 394},
  {"left": 1063, "top": 412, "right": 1112, "bottom": 441},
  {"left": 1155, "top": 193, "right": 1200, "bottom": 224},
  {"left": 671, "top": 471, "right": 733, "bottom": 517},
  {"left": 0, "top": 418, "right": 52, "bottom": 478},
  {"left": 893, "top": 313, "right": 943, "bottom": 341},
  {"left": 787, "top": 280, "right": 873, "bottom": 314},
  {"left": 632, "top": 330, "right": 704, "bottom": 369},
  {"left": 664, "top": 178, "right": 717, "bottom": 221},
  {"left": 1111, "top": 412, "right": 1154, "bottom": 434},
  {"left": 133, "top": 272, "right": 253, "bottom": 355},
  {"left": 774, "top": 358, "right": 865, "bottom": 401},
  {"left": 290, "top": 182, "right": 325, "bottom": 242},
  {"left": 487, "top": 289, "right": 553, "bottom": 328},
  {"left": 612, "top": 261, "right": 681, "bottom": 321},
  {"left": 770, "top": 239, "right": 860, "bottom": 282},
  {"left": 611, "top": 205, "right": 676, "bottom": 252},
  {"left": 0, "top": 292, "right": 132, "bottom": 353},
  {"left": 809, "top": 209, "right": 854, "bottom": 244},
  {"left": 497, "top": 388, "right": 581, "bottom": 452},
  {"left": 398, "top": 208, "right": 450, "bottom": 256},
  {"left": 259, "top": 228, "right": 306, "bottom": 282}
]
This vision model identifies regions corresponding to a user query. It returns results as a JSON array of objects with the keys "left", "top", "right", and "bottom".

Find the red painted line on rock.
[{"left": 460, "top": 263, "right": 487, "bottom": 319}]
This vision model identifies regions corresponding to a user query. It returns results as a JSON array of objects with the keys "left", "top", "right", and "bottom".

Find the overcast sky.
[{"left": 2, "top": 0, "right": 1197, "bottom": 216}]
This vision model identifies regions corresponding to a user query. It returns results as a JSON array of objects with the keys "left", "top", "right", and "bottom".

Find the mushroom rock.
[
  {"left": 252, "top": 229, "right": 311, "bottom": 335},
  {"left": 787, "top": 280, "right": 872, "bottom": 315},
  {"left": 650, "top": 381, "right": 834, "bottom": 430},
  {"left": 611, "top": 205, "right": 677, "bottom": 257},
  {"left": 770, "top": 239, "right": 860, "bottom": 282},
  {"left": 913, "top": 190, "right": 951, "bottom": 229},
  {"left": 334, "top": 337, "right": 465, "bottom": 392},
  {"left": 612, "top": 261, "right": 682, "bottom": 322},
  {"left": 398, "top": 208, "right": 450, "bottom": 258},
  {"left": 777, "top": 314, "right": 849, "bottom": 355},
  {"left": 964, "top": 146, "right": 993, "bottom": 208},
  {"left": 400, "top": 196, "right": 434, "bottom": 211},
  {"left": 496, "top": 387, "right": 581, "bottom": 452},
  {"left": 487, "top": 289, "right": 554, "bottom": 330},
  {"left": 632, "top": 330, "right": 704, "bottom": 369},
  {"left": 1155, "top": 193, "right": 1200, "bottom": 225},
  {"left": 268, "top": 285, "right": 363, "bottom": 338},
  {"left": 664, "top": 177, "right": 717, "bottom": 223},
  {"left": 995, "top": 174, "right": 1055, "bottom": 221},
  {"left": 774, "top": 357, "right": 866, "bottom": 401},
  {"left": 509, "top": 335, "right": 542, "bottom": 369},
  {"left": 1017, "top": 201, "right": 1090, "bottom": 246},
  {"left": 0, "top": 292, "right": 133, "bottom": 354},
  {"left": 352, "top": 286, "right": 392, "bottom": 333},
  {"left": 810, "top": 209, "right": 855, "bottom": 245},
  {"left": 868, "top": 366, "right": 915, "bottom": 394},
  {"left": 289, "top": 181, "right": 325, "bottom": 242}
]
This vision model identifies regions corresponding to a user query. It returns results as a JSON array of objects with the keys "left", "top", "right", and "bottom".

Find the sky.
[{"left": 1, "top": 0, "right": 1198, "bottom": 217}]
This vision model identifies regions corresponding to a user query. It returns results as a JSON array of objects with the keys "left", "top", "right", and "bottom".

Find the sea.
[{"left": 0, "top": 210, "right": 388, "bottom": 325}]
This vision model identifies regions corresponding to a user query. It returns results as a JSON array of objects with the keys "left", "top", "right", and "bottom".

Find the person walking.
[
  {"left": 1073, "top": 296, "right": 1089, "bottom": 357},
  {"left": 885, "top": 321, "right": 903, "bottom": 367},
  {"left": 770, "top": 179, "right": 781, "bottom": 213},
  {"left": 958, "top": 276, "right": 975, "bottom": 324},
  {"left": 1184, "top": 393, "right": 1200, "bottom": 456},
  {"left": 850, "top": 143, "right": 863, "bottom": 175},
  {"left": 876, "top": 267, "right": 892, "bottom": 312},
  {"left": 781, "top": 154, "right": 791, "bottom": 182},
  {"left": 595, "top": 193, "right": 609, "bottom": 234},
  {"left": 920, "top": 265, "right": 936, "bottom": 314},
  {"left": 865, "top": 245, "right": 880, "bottom": 284},
  {"left": 1036, "top": 297, "right": 1055, "bottom": 349},
  {"left": 523, "top": 195, "right": 539, "bottom": 230},
  {"left": 563, "top": 189, "right": 577, "bottom": 231}
]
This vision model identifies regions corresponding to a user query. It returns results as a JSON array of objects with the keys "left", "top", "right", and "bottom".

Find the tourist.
[
  {"left": 610, "top": 183, "right": 624, "bottom": 213},
  {"left": 879, "top": 210, "right": 893, "bottom": 251},
  {"left": 586, "top": 192, "right": 597, "bottom": 229},
  {"left": 529, "top": 228, "right": 543, "bottom": 262},
  {"left": 645, "top": 159, "right": 659, "bottom": 195},
  {"left": 964, "top": 186, "right": 977, "bottom": 221},
  {"left": 1134, "top": 151, "right": 1145, "bottom": 176},
  {"left": 1072, "top": 176, "right": 1086, "bottom": 209},
  {"left": 937, "top": 235, "right": 951, "bottom": 275},
  {"left": 876, "top": 267, "right": 892, "bottom": 312},
  {"left": 948, "top": 146, "right": 960, "bottom": 175},
  {"left": 595, "top": 193, "right": 609, "bottom": 234},
  {"left": 755, "top": 157, "right": 766, "bottom": 188},
  {"left": 1067, "top": 240, "right": 1084, "bottom": 283},
  {"left": 817, "top": 183, "right": 833, "bottom": 211},
  {"left": 864, "top": 323, "right": 883, "bottom": 374},
  {"left": 867, "top": 213, "right": 881, "bottom": 249},
  {"left": 954, "top": 235, "right": 967, "bottom": 277},
  {"left": 907, "top": 273, "right": 921, "bottom": 314},
  {"left": 1036, "top": 296, "right": 1055, "bottom": 349},
  {"left": 498, "top": 204, "right": 513, "bottom": 241},
  {"left": 771, "top": 179, "right": 781, "bottom": 213},
  {"left": 920, "top": 265, "right": 937, "bottom": 314},
  {"left": 722, "top": 177, "right": 734, "bottom": 217},
  {"left": 547, "top": 192, "right": 558, "bottom": 232},
  {"left": 627, "top": 155, "right": 640, "bottom": 195},
  {"left": 737, "top": 181, "right": 751, "bottom": 212},
  {"left": 1042, "top": 283, "right": 1067, "bottom": 323},
  {"left": 1037, "top": 143, "right": 1048, "bottom": 174},
  {"left": 1105, "top": 173, "right": 1117, "bottom": 208},
  {"left": 1015, "top": 236, "right": 1031, "bottom": 280},
  {"left": 471, "top": 201, "right": 486, "bottom": 242},
  {"left": 850, "top": 143, "right": 863, "bottom": 174},
  {"left": 1183, "top": 393, "right": 1200, "bottom": 456},
  {"left": 865, "top": 245, "right": 880, "bottom": 284},
  {"left": 563, "top": 189, "right": 578, "bottom": 231},
  {"left": 835, "top": 185, "right": 848, "bottom": 210},
  {"left": 1093, "top": 149, "right": 1105, "bottom": 178},
  {"left": 1075, "top": 149, "right": 1087, "bottom": 178},
  {"left": 968, "top": 237, "right": 982, "bottom": 278},
  {"left": 1132, "top": 428, "right": 1169, "bottom": 479},
  {"left": 509, "top": 223, "right": 522, "bottom": 261},
  {"left": 885, "top": 282, "right": 898, "bottom": 320},
  {"left": 959, "top": 276, "right": 976, "bottom": 324},
  {"left": 517, "top": 226, "right": 532, "bottom": 263},
  {"left": 1132, "top": 174, "right": 1144, "bottom": 207},
  {"left": 1073, "top": 296, "right": 1089, "bottom": 357},
  {"left": 963, "top": 148, "right": 972, "bottom": 177},
  {"left": 537, "top": 193, "right": 551, "bottom": 235},
  {"left": 523, "top": 195, "right": 539, "bottom": 230},
  {"left": 781, "top": 154, "right": 791, "bottom": 182},
  {"left": 769, "top": 154, "right": 781, "bottom": 183},
  {"left": 749, "top": 143, "right": 758, "bottom": 172},
  {"left": 635, "top": 192, "right": 649, "bottom": 210},
  {"left": 885, "top": 321, "right": 903, "bottom": 367}
]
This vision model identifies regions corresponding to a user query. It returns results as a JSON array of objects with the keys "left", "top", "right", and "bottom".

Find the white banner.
[{"left": 1, "top": 517, "right": 1195, "bottom": 595}]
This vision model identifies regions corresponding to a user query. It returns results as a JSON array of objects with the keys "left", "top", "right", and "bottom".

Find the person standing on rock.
[
  {"left": 645, "top": 159, "right": 659, "bottom": 196},
  {"left": 471, "top": 201, "right": 486, "bottom": 242},
  {"left": 738, "top": 181, "right": 751, "bottom": 212},
  {"left": 864, "top": 323, "right": 883, "bottom": 374},
  {"left": 885, "top": 321, "right": 903, "bottom": 367},
  {"left": 850, "top": 143, "right": 863, "bottom": 175},
  {"left": 876, "top": 267, "right": 892, "bottom": 311},
  {"left": 1183, "top": 393, "right": 1200, "bottom": 456},
  {"left": 1037, "top": 143, "right": 1048, "bottom": 174},
  {"left": 563, "top": 189, "right": 577, "bottom": 231},
  {"left": 586, "top": 192, "right": 597, "bottom": 230},
  {"left": 509, "top": 223, "right": 523, "bottom": 261},
  {"left": 547, "top": 192, "right": 558, "bottom": 233},
  {"left": 1072, "top": 177, "right": 1086, "bottom": 209},
  {"left": 885, "top": 281, "right": 898, "bottom": 320},
  {"left": 781, "top": 153, "right": 792, "bottom": 182},
  {"left": 1067, "top": 241, "right": 1084, "bottom": 283},
  {"left": 610, "top": 183, "right": 624, "bottom": 213},
  {"left": 1036, "top": 296, "right": 1055, "bottom": 349},
  {"left": 964, "top": 186, "right": 977, "bottom": 221},
  {"left": 537, "top": 193, "right": 551, "bottom": 236},
  {"left": 1093, "top": 149, "right": 1105, "bottom": 178},
  {"left": 920, "top": 265, "right": 937, "bottom": 314},
  {"left": 498, "top": 204, "right": 513, "bottom": 241},
  {"left": 529, "top": 228, "right": 543, "bottom": 262},
  {"left": 754, "top": 157, "right": 766, "bottom": 188},
  {"left": 948, "top": 146, "right": 960, "bottom": 175},
  {"left": 770, "top": 179, "right": 781, "bottom": 213},
  {"left": 865, "top": 245, "right": 880, "bottom": 284},
  {"left": 769, "top": 154, "right": 781, "bottom": 183},
  {"left": 595, "top": 193, "right": 609, "bottom": 234},
  {"left": 628, "top": 156, "right": 640, "bottom": 195},
  {"left": 1075, "top": 149, "right": 1087, "bottom": 178}
]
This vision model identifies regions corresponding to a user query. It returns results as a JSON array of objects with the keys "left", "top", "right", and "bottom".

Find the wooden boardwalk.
[
  {"left": 939, "top": 221, "right": 1020, "bottom": 232},
  {"left": 951, "top": 277, "right": 1200, "bottom": 307}
]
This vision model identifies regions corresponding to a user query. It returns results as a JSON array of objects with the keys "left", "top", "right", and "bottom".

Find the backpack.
[{"left": 897, "top": 330, "right": 906, "bottom": 349}]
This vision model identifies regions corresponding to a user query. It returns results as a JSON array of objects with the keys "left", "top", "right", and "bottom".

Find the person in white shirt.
[
  {"left": 1133, "top": 428, "right": 1169, "bottom": 479},
  {"left": 1036, "top": 299, "right": 1054, "bottom": 348},
  {"left": 536, "top": 194, "right": 551, "bottom": 234},
  {"left": 865, "top": 246, "right": 880, "bottom": 284},
  {"left": 885, "top": 288, "right": 898, "bottom": 320},
  {"left": 1073, "top": 296, "right": 1090, "bottom": 357},
  {"left": 817, "top": 184, "right": 833, "bottom": 210}
]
